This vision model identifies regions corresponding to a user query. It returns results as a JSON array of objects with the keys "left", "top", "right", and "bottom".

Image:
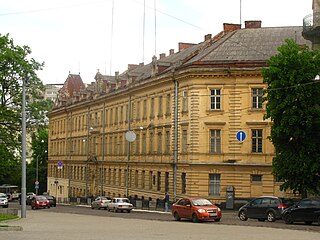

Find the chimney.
[
  {"left": 178, "top": 42, "right": 196, "bottom": 51},
  {"left": 204, "top": 34, "right": 212, "bottom": 41},
  {"left": 159, "top": 53, "right": 166, "bottom": 59},
  {"left": 223, "top": 23, "right": 241, "bottom": 32},
  {"left": 245, "top": 20, "right": 262, "bottom": 29},
  {"left": 169, "top": 49, "right": 175, "bottom": 55}
]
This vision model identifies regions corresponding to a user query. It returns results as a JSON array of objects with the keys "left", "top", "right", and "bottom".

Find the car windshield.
[
  {"left": 37, "top": 196, "right": 47, "bottom": 200},
  {"left": 0, "top": 195, "right": 6, "bottom": 199},
  {"left": 118, "top": 198, "right": 129, "bottom": 203},
  {"left": 192, "top": 199, "right": 213, "bottom": 206},
  {"left": 46, "top": 196, "right": 53, "bottom": 200}
]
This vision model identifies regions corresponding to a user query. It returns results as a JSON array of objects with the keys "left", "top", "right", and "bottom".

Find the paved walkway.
[{"left": 1, "top": 210, "right": 320, "bottom": 240}]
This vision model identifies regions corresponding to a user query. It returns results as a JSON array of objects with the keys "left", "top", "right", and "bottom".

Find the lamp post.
[{"left": 21, "top": 76, "right": 27, "bottom": 218}]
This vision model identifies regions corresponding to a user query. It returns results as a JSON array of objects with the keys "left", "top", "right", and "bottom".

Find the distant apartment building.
[
  {"left": 47, "top": 21, "right": 311, "bottom": 205},
  {"left": 44, "top": 84, "right": 64, "bottom": 102}
]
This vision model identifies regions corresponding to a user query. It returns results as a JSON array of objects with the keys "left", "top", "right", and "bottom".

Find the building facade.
[{"left": 47, "top": 21, "right": 310, "bottom": 204}]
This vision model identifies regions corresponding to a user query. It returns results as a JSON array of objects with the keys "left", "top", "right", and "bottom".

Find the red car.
[
  {"left": 171, "top": 197, "right": 222, "bottom": 223},
  {"left": 31, "top": 195, "right": 50, "bottom": 210}
]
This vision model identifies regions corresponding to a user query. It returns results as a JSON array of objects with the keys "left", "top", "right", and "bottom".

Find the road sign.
[
  {"left": 125, "top": 131, "right": 136, "bottom": 142},
  {"left": 58, "top": 161, "right": 63, "bottom": 169},
  {"left": 236, "top": 131, "right": 246, "bottom": 142},
  {"left": 35, "top": 181, "right": 39, "bottom": 185}
]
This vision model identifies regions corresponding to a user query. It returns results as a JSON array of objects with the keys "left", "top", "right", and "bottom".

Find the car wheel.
[
  {"left": 174, "top": 212, "right": 181, "bottom": 221},
  {"left": 305, "top": 221, "right": 312, "bottom": 225},
  {"left": 239, "top": 210, "right": 248, "bottom": 221},
  {"left": 267, "top": 211, "right": 276, "bottom": 222},
  {"left": 192, "top": 213, "right": 199, "bottom": 223},
  {"left": 31, "top": 206, "right": 34, "bottom": 210},
  {"left": 91, "top": 205, "right": 94, "bottom": 209},
  {"left": 283, "top": 213, "right": 293, "bottom": 224},
  {"left": 48, "top": 205, "right": 50, "bottom": 209},
  {"left": 107, "top": 207, "right": 110, "bottom": 212},
  {"left": 127, "top": 210, "right": 131, "bottom": 213},
  {"left": 215, "top": 218, "right": 221, "bottom": 222}
]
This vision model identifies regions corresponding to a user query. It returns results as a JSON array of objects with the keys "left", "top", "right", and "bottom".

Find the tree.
[
  {"left": 0, "top": 33, "right": 46, "bottom": 185},
  {"left": 28, "top": 128, "right": 48, "bottom": 194},
  {"left": 262, "top": 39, "right": 320, "bottom": 197}
]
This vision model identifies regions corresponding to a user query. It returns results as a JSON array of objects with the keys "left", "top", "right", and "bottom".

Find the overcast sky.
[{"left": 1, "top": 0, "right": 312, "bottom": 84}]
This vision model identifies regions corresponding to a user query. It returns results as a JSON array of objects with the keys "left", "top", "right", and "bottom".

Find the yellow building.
[{"left": 48, "top": 21, "right": 310, "bottom": 205}]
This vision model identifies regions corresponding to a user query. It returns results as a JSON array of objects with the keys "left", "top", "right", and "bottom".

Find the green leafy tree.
[
  {"left": 0, "top": 33, "right": 45, "bottom": 185},
  {"left": 28, "top": 128, "right": 48, "bottom": 194},
  {"left": 262, "top": 39, "right": 320, "bottom": 197}
]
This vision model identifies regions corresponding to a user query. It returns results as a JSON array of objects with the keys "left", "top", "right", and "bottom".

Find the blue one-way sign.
[{"left": 236, "top": 131, "right": 246, "bottom": 142}]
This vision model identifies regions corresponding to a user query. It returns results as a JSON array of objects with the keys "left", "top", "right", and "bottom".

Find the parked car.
[
  {"left": 282, "top": 198, "right": 320, "bottom": 225},
  {"left": 238, "top": 196, "right": 295, "bottom": 222},
  {"left": 91, "top": 196, "right": 111, "bottom": 210},
  {"left": 30, "top": 195, "right": 50, "bottom": 209},
  {"left": 45, "top": 195, "right": 57, "bottom": 207},
  {"left": 107, "top": 198, "right": 133, "bottom": 213},
  {"left": 0, "top": 195, "right": 8, "bottom": 208},
  {"left": 171, "top": 197, "right": 222, "bottom": 223}
]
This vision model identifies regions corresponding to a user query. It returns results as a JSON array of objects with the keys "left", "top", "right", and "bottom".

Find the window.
[
  {"left": 118, "top": 169, "right": 122, "bottom": 186},
  {"left": 149, "top": 131, "right": 154, "bottom": 154},
  {"left": 209, "top": 174, "right": 220, "bottom": 195},
  {"left": 182, "top": 91, "right": 188, "bottom": 112},
  {"left": 165, "top": 172, "right": 169, "bottom": 192},
  {"left": 143, "top": 100, "right": 147, "bottom": 119},
  {"left": 149, "top": 171, "right": 153, "bottom": 189},
  {"left": 252, "top": 129, "right": 263, "bottom": 153},
  {"left": 252, "top": 88, "right": 263, "bottom": 109},
  {"left": 115, "top": 107, "right": 118, "bottom": 125},
  {"left": 135, "top": 133, "right": 140, "bottom": 154},
  {"left": 150, "top": 97, "right": 155, "bottom": 118},
  {"left": 166, "top": 94, "right": 171, "bottom": 115},
  {"left": 136, "top": 101, "right": 140, "bottom": 120},
  {"left": 141, "top": 170, "right": 145, "bottom": 189},
  {"left": 210, "top": 129, "right": 221, "bottom": 153},
  {"left": 109, "top": 109, "right": 113, "bottom": 126},
  {"left": 157, "top": 171, "right": 161, "bottom": 191},
  {"left": 158, "top": 96, "right": 163, "bottom": 116},
  {"left": 182, "top": 130, "right": 188, "bottom": 153},
  {"left": 142, "top": 133, "right": 146, "bottom": 154},
  {"left": 120, "top": 106, "right": 123, "bottom": 123},
  {"left": 210, "top": 89, "right": 221, "bottom": 110},
  {"left": 135, "top": 170, "right": 139, "bottom": 188},
  {"left": 131, "top": 102, "right": 134, "bottom": 122},
  {"left": 251, "top": 174, "right": 262, "bottom": 182},
  {"left": 165, "top": 130, "right": 170, "bottom": 154},
  {"left": 157, "top": 132, "right": 162, "bottom": 154},
  {"left": 181, "top": 173, "right": 186, "bottom": 194}
]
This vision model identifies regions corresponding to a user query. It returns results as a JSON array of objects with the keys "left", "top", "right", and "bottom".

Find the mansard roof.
[
  {"left": 52, "top": 23, "right": 312, "bottom": 109},
  {"left": 58, "top": 74, "right": 85, "bottom": 100},
  {"left": 186, "top": 26, "right": 311, "bottom": 64}
]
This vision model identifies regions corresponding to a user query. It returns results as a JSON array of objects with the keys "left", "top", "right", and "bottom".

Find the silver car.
[
  {"left": 91, "top": 196, "right": 111, "bottom": 210},
  {"left": 107, "top": 198, "right": 133, "bottom": 213}
]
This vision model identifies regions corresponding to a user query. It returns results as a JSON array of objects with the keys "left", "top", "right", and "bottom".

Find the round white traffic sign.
[{"left": 125, "top": 131, "right": 136, "bottom": 142}]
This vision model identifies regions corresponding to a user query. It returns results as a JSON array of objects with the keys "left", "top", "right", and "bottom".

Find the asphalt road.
[
  {"left": 2, "top": 207, "right": 320, "bottom": 240},
  {"left": 8, "top": 201, "right": 320, "bottom": 233}
]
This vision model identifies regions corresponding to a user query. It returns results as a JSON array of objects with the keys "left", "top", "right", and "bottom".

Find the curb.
[{"left": 0, "top": 225, "right": 23, "bottom": 231}]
